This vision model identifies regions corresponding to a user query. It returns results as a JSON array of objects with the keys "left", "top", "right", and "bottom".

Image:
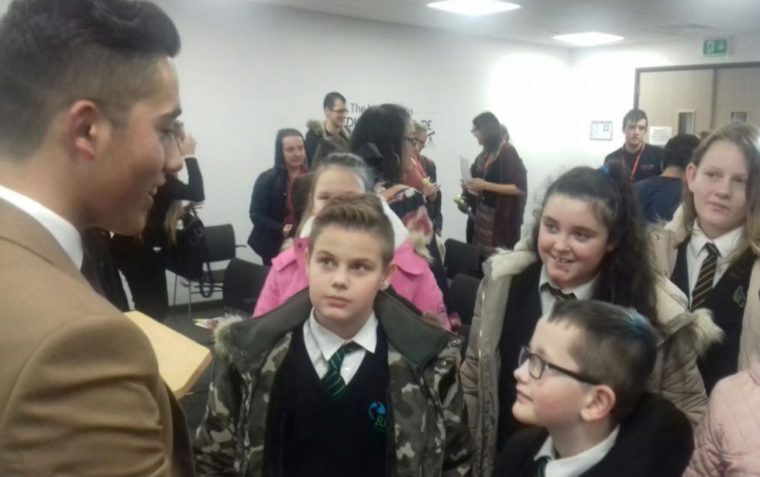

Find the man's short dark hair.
[
  {"left": 622, "top": 109, "right": 648, "bottom": 130},
  {"left": 0, "top": 0, "right": 181, "bottom": 158},
  {"left": 547, "top": 300, "right": 657, "bottom": 422},
  {"left": 663, "top": 134, "right": 700, "bottom": 169},
  {"left": 323, "top": 92, "right": 346, "bottom": 110}
]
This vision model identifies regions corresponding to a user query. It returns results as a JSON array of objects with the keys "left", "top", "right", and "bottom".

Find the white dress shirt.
[
  {"left": 686, "top": 222, "right": 743, "bottom": 301},
  {"left": 0, "top": 185, "right": 82, "bottom": 268},
  {"left": 538, "top": 267, "right": 597, "bottom": 314},
  {"left": 535, "top": 426, "right": 620, "bottom": 477},
  {"left": 303, "top": 309, "right": 378, "bottom": 384}
]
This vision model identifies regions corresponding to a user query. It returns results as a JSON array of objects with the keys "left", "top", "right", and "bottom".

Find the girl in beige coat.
[
  {"left": 461, "top": 164, "right": 721, "bottom": 476},
  {"left": 649, "top": 123, "right": 760, "bottom": 394}
]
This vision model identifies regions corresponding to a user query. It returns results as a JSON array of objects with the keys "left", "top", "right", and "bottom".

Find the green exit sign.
[{"left": 703, "top": 38, "right": 729, "bottom": 56}]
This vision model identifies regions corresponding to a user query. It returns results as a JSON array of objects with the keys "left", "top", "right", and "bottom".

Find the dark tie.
[
  {"left": 321, "top": 342, "right": 361, "bottom": 398},
  {"left": 542, "top": 283, "right": 576, "bottom": 302},
  {"left": 691, "top": 243, "right": 719, "bottom": 310},
  {"left": 81, "top": 248, "right": 105, "bottom": 297},
  {"left": 532, "top": 456, "right": 551, "bottom": 477}
]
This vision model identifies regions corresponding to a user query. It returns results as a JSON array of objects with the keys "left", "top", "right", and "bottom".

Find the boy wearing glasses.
[{"left": 494, "top": 300, "right": 693, "bottom": 476}]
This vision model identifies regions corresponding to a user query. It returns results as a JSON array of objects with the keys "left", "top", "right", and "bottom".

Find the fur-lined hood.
[{"left": 306, "top": 119, "right": 350, "bottom": 139}]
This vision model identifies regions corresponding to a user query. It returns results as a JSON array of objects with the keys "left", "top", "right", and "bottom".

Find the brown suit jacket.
[{"left": 0, "top": 199, "right": 194, "bottom": 476}]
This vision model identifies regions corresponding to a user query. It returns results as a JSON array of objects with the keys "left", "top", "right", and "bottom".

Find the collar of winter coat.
[
  {"left": 215, "top": 288, "right": 452, "bottom": 374},
  {"left": 306, "top": 119, "right": 350, "bottom": 139}
]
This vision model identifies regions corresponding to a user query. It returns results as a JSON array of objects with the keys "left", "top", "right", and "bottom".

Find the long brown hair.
[{"left": 681, "top": 123, "right": 760, "bottom": 258}]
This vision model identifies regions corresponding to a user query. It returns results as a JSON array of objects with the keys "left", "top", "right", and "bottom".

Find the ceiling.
[{"left": 246, "top": 0, "right": 760, "bottom": 47}]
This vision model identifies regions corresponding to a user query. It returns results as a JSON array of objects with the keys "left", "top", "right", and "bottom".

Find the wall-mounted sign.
[
  {"left": 703, "top": 38, "right": 729, "bottom": 57},
  {"left": 731, "top": 111, "right": 748, "bottom": 124},
  {"left": 590, "top": 120, "right": 613, "bottom": 141},
  {"left": 649, "top": 126, "right": 673, "bottom": 146}
]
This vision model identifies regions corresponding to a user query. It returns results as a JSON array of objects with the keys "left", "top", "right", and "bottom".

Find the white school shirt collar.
[
  {"left": 689, "top": 221, "right": 743, "bottom": 260},
  {"left": 535, "top": 425, "right": 620, "bottom": 477},
  {"left": 0, "top": 185, "right": 82, "bottom": 269},
  {"left": 307, "top": 309, "right": 378, "bottom": 362},
  {"left": 538, "top": 266, "right": 597, "bottom": 313}
]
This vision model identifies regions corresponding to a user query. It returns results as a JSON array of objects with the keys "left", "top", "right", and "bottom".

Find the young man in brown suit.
[{"left": 0, "top": 0, "right": 194, "bottom": 474}]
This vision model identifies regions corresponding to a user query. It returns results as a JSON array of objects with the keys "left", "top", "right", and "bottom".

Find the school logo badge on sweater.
[{"left": 368, "top": 401, "right": 387, "bottom": 434}]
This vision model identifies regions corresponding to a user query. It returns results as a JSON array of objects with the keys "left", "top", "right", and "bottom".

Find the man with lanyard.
[{"left": 604, "top": 108, "right": 664, "bottom": 181}]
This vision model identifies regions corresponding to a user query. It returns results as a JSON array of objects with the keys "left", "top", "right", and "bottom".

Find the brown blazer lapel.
[{"left": 0, "top": 197, "right": 86, "bottom": 286}]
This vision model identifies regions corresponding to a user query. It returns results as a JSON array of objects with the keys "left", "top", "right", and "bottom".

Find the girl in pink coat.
[
  {"left": 252, "top": 153, "right": 450, "bottom": 330},
  {"left": 685, "top": 359, "right": 760, "bottom": 476}
]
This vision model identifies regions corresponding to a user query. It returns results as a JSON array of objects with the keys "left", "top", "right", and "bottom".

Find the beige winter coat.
[
  {"left": 649, "top": 210, "right": 760, "bottom": 373},
  {"left": 460, "top": 243, "right": 721, "bottom": 477}
]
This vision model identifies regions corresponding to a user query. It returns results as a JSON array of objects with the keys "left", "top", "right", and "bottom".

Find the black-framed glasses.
[
  {"left": 518, "top": 346, "right": 600, "bottom": 385},
  {"left": 331, "top": 108, "right": 349, "bottom": 114},
  {"left": 404, "top": 136, "right": 420, "bottom": 147}
]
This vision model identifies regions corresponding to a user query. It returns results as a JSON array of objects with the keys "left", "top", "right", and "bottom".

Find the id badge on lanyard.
[{"left": 630, "top": 145, "right": 645, "bottom": 181}]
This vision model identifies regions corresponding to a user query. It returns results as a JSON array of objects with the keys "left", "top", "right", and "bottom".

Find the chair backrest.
[
  {"left": 204, "top": 224, "right": 236, "bottom": 263},
  {"left": 443, "top": 238, "right": 485, "bottom": 279},
  {"left": 449, "top": 273, "right": 481, "bottom": 326},
  {"left": 222, "top": 258, "right": 270, "bottom": 315}
]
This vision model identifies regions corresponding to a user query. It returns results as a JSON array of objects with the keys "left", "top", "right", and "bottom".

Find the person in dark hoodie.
[
  {"left": 304, "top": 92, "right": 351, "bottom": 166},
  {"left": 248, "top": 128, "right": 309, "bottom": 265}
]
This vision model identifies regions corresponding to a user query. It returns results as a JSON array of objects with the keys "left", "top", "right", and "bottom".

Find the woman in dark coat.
[
  {"left": 247, "top": 128, "right": 308, "bottom": 265},
  {"left": 463, "top": 112, "right": 527, "bottom": 252}
]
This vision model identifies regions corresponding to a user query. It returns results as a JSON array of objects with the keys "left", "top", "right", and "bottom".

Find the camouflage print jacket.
[{"left": 194, "top": 289, "right": 473, "bottom": 477}]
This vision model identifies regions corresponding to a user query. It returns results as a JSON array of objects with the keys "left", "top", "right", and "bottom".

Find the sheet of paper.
[{"left": 460, "top": 156, "right": 472, "bottom": 182}]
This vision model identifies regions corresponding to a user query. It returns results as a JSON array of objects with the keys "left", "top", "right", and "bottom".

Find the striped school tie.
[
  {"left": 542, "top": 283, "right": 576, "bottom": 302},
  {"left": 321, "top": 342, "right": 361, "bottom": 398},
  {"left": 532, "top": 456, "right": 551, "bottom": 477},
  {"left": 691, "top": 243, "right": 720, "bottom": 311}
]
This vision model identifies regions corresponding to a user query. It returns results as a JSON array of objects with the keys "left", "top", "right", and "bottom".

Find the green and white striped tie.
[{"left": 321, "top": 342, "right": 361, "bottom": 398}]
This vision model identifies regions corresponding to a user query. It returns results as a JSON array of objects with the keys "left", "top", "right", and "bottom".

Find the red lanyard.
[{"left": 629, "top": 144, "right": 645, "bottom": 181}]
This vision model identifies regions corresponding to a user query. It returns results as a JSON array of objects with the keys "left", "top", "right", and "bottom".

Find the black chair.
[
  {"left": 449, "top": 273, "right": 481, "bottom": 327},
  {"left": 443, "top": 239, "right": 485, "bottom": 280},
  {"left": 450, "top": 273, "right": 481, "bottom": 359},
  {"left": 222, "top": 258, "right": 270, "bottom": 315},
  {"left": 173, "top": 223, "right": 239, "bottom": 316}
]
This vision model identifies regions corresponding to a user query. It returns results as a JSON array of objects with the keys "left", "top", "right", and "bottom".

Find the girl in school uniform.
[
  {"left": 460, "top": 163, "right": 721, "bottom": 477},
  {"left": 650, "top": 123, "right": 760, "bottom": 394}
]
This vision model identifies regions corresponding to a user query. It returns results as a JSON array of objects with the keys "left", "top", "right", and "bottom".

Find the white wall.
[
  {"left": 569, "top": 33, "right": 760, "bottom": 163},
  {"left": 160, "top": 0, "right": 572, "bottom": 258},
  {"left": 156, "top": 0, "right": 760, "bottom": 305}
]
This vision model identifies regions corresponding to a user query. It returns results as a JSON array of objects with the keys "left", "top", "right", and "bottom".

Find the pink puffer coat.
[{"left": 685, "top": 362, "right": 760, "bottom": 476}]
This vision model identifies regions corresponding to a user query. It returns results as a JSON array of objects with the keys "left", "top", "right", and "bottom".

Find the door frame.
[{"left": 634, "top": 62, "right": 760, "bottom": 108}]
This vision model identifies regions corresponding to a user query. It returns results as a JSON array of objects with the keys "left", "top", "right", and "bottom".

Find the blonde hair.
[
  {"left": 309, "top": 193, "right": 394, "bottom": 267},
  {"left": 163, "top": 200, "right": 184, "bottom": 246},
  {"left": 681, "top": 123, "right": 760, "bottom": 257}
]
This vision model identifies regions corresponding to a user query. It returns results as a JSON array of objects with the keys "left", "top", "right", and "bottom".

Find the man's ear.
[
  {"left": 580, "top": 385, "right": 616, "bottom": 423},
  {"left": 67, "top": 100, "right": 106, "bottom": 162}
]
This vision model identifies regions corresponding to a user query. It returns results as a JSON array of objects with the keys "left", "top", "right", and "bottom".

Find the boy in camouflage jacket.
[{"left": 194, "top": 194, "right": 472, "bottom": 476}]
